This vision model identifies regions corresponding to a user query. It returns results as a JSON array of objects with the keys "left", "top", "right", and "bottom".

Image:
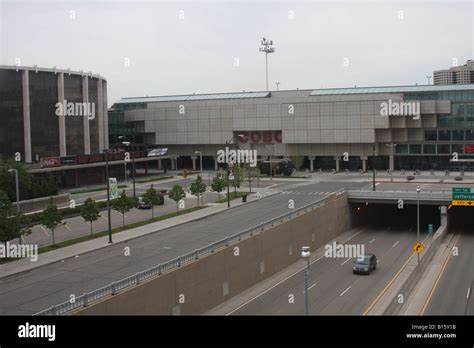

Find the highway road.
[
  {"left": 226, "top": 227, "right": 418, "bottom": 315},
  {"left": 0, "top": 180, "right": 365, "bottom": 315},
  {"left": 422, "top": 228, "right": 474, "bottom": 315}
]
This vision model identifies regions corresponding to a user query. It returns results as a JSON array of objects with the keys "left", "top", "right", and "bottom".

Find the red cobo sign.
[
  {"left": 40, "top": 157, "right": 60, "bottom": 168},
  {"left": 238, "top": 131, "right": 282, "bottom": 144}
]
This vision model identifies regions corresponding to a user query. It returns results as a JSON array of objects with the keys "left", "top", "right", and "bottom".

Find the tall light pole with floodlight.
[{"left": 259, "top": 37, "right": 275, "bottom": 91}]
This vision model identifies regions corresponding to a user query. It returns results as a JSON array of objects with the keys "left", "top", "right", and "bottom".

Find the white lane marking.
[
  {"left": 64, "top": 224, "right": 71, "bottom": 231},
  {"left": 369, "top": 238, "right": 376, "bottom": 244},
  {"left": 308, "top": 283, "right": 317, "bottom": 291},
  {"left": 339, "top": 286, "right": 352, "bottom": 297},
  {"left": 467, "top": 287, "right": 471, "bottom": 299},
  {"left": 392, "top": 241, "right": 399, "bottom": 248},
  {"left": 40, "top": 226, "right": 50, "bottom": 237},
  {"left": 341, "top": 257, "right": 352, "bottom": 265},
  {"left": 375, "top": 183, "right": 380, "bottom": 186},
  {"left": 226, "top": 227, "right": 367, "bottom": 315}
]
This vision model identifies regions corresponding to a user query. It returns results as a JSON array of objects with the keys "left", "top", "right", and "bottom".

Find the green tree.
[
  {"left": 168, "top": 184, "right": 186, "bottom": 214},
  {"left": 0, "top": 160, "right": 32, "bottom": 202},
  {"left": 291, "top": 155, "right": 304, "bottom": 172},
  {"left": 143, "top": 184, "right": 162, "bottom": 218},
  {"left": 0, "top": 191, "right": 16, "bottom": 244},
  {"left": 40, "top": 198, "right": 64, "bottom": 246},
  {"left": 80, "top": 198, "right": 100, "bottom": 236},
  {"left": 189, "top": 175, "right": 207, "bottom": 207},
  {"left": 231, "top": 164, "right": 244, "bottom": 195},
  {"left": 111, "top": 190, "right": 134, "bottom": 227},
  {"left": 211, "top": 171, "right": 226, "bottom": 200}
]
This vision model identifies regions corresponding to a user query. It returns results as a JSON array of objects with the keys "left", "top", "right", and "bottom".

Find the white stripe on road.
[
  {"left": 392, "top": 241, "right": 399, "bottom": 248},
  {"left": 341, "top": 257, "right": 352, "bottom": 265},
  {"left": 339, "top": 286, "right": 352, "bottom": 297},
  {"left": 467, "top": 287, "right": 471, "bottom": 299},
  {"left": 64, "top": 224, "right": 71, "bottom": 231},
  {"left": 40, "top": 226, "right": 49, "bottom": 237},
  {"left": 369, "top": 238, "right": 376, "bottom": 244},
  {"left": 226, "top": 227, "right": 366, "bottom": 315},
  {"left": 308, "top": 283, "right": 317, "bottom": 291}
]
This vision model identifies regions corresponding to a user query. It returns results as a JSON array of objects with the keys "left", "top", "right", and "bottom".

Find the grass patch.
[
  {"left": 36, "top": 206, "right": 205, "bottom": 255},
  {"left": 217, "top": 191, "right": 247, "bottom": 203}
]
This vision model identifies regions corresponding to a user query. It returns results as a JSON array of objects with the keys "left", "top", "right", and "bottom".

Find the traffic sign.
[
  {"left": 452, "top": 200, "right": 474, "bottom": 206},
  {"left": 452, "top": 187, "right": 471, "bottom": 193},
  {"left": 428, "top": 224, "right": 433, "bottom": 236},
  {"left": 413, "top": 242, "right": 425, "bottom": 254},
  {"left": 452, "top": 193, "right": 474, "bottom": 200}
]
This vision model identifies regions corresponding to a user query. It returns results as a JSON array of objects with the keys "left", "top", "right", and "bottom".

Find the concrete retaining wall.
[
  {"left": 13, "top": 193, "right": 71, "bottom": 214},
  {"left": 75, "top": 193, "right": 354, "bottom": 315}
]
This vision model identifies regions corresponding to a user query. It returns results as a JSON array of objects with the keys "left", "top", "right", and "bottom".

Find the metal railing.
[{"left": 34, "top": 190, "right": 344, "bottom": 316}]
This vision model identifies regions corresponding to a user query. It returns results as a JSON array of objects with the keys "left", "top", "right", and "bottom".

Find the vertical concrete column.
[
  {"left": 361, "top": 156, "right": 368, "bottom": 172},
  {"left": 171, "top": 158, "right": 176, "bottom": 170},
  {"left": 57, "top": 72, "right": 66, "bottom": 156},
  {"left": 389, "top": 154, "right": 394, "bottom": 172},
  {"left": 308, "top": 156, "right": 315, "bottom": 172},
  {"left": 82, "top": 76, "right": 91, "bottom": 154},
  {"left": 214, "top": 156, "right": 218, "bottom": 171},
  {"left": 334, "top": 156, "right": 340, "bottom": 172},
  {"left": 97, "top": 79, "right": 104, "bottom": 152},
  {"left": 22, "top": 70, "right": 32, "bottom": 163},
  {"left": 440, "top": 206, "right": 447, "bottom": 226},
  {"left": 158, "top": 159, "right": 162, "bottom": 169},
  {"left": 103, "top": 81, "right": 109, "bottom": 149},
  {"left": 191, "top": 156, "right": 197, "bottom": 170}
]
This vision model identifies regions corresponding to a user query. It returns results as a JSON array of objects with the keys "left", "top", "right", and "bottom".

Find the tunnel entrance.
[
  {"left": 350, "top": 202, "right": 441, "bottom": 233},
  {"left": 447, "top": 206, "right": 474, "bottom": 233}
]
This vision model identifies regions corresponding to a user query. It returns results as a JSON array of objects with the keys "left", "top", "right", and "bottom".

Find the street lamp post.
[
  {"left": 416, "top": 186, "right": 421, "bottom": 265},
  {"left": 301, "top": 246, "right": 311, "bottom": 316},
  {"left": 275, "top": 81, "right": 280, "bottom": 91},
  {"left": 195, "top": 151, "right": 202, "bottom": 176},
  {"left": 104, "top": 149, "right": 113, "bottom": 244},
  {"left": 259, "top": 38, "right": 275, "bottom": 91},
  {"left": 8, "top": 169, "right": 20, "bottom": 244},
  {"left": 372, "top": 144, "right": 376, "bottom": 191}
]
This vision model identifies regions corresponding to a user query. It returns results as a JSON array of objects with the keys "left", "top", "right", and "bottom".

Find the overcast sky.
[{"left": 1, "top": 0, "right": 473, "bottom": 106}]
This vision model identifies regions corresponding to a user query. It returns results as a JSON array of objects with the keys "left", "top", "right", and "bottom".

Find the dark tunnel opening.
[
  {"left": 447, "top": 206, "right": 474, "bottom": 233},
  {"left": 350, "top": 203, "right": 441, "bottom": 233}
]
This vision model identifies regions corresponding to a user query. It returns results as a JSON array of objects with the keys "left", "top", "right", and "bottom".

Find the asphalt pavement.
[{"left": 0, "top": 180, "right": 365, "bottom": 315}]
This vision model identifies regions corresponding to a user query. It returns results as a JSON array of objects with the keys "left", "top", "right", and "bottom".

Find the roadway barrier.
[
  {"left": 14, "top": 193, "right": 71, "bottom": 214},
  {"left": 35, "top": 189, "right": 352, "bottom": 315},
  {"left": 382, "top": 224, "right": 448, "bottom": 315}
]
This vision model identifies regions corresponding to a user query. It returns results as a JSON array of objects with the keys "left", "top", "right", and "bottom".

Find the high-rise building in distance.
[{"left": 433, "top": 60, "right": 474, "bottom": 85}]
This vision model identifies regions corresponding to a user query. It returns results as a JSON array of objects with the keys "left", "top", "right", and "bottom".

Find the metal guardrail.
[{"left": 34, "top": 190, "right": 345, "bottom": 316}]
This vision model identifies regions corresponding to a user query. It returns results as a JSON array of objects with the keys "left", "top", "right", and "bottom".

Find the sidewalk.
[{"left": 0, "top": 188, "right": 280, "bottom": 279}]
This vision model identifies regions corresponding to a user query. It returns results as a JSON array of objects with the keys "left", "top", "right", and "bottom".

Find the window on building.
[
  {"left": 452, "top": 130, "right": 465, "bottom": 141},
  {"left": 452, "top": 144, "right": 464, "bottom": 154},
  {"left": 438, "top": 130, "right": 451, "bottom": 141},
  {"left": 395, "top": 144, "right": 408, "bottom": 154},
  {"left": 437, "top": 144, "right": 450, "bottom": 154},
  {"left": 466, "top": 130, "right": 474, "bottom": 141},
  {"left": 409, "top": 144, "right": 422, "bottom": 154},
  {"left": 424, "top": 130, "right": 437, "bottom": 141},
  {"left": 423, "top": 144, "right": 436, "bottom": 154}
]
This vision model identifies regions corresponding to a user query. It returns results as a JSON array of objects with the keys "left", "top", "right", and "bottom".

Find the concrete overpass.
[{"left": 348, "top": 189, "right": 452, "bottom": 206}]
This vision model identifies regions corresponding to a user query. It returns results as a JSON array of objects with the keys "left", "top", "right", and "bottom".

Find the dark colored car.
[
  {"left": 136, "top": 193, "right": 164, "bottom": 209},
  {"left": 258, "top": 159, "right": 295, "bottom": 176},
  {"left": 353, "top": 254, "right": 377, "bottom": 275}
]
